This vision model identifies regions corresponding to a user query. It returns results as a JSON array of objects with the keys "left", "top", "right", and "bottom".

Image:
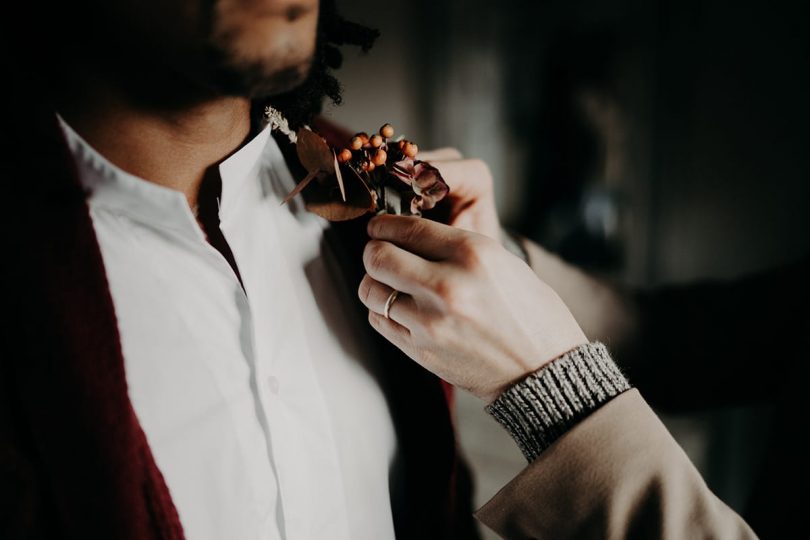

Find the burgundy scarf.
[{"left": 0, "top": 107, "right": 477, "bottom": 539}]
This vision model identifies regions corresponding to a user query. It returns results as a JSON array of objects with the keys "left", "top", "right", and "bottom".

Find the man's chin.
[
  {"left": 210, "top": 57, "right": 313, "bottom": 99},
  {"left": 250, "top": 62, "right": 313, "bottom": 98}
]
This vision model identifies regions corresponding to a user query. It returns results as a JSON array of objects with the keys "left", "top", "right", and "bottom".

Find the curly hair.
[{"left": 260, "top": 0, "right": 378, "bottom": 129}]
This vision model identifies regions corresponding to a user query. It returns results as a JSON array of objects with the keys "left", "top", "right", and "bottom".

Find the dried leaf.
[
  {"left": 304, "top": 164, "right": 376, "bottom": 221},
  {"left": 411, "top": 161, "right": 448, "bottom": 210},
  {"left": 296, "top": 128, "right": 334, "bottom": 173},
  {"left": 390, "top": 159, "right": 415, "bottom": 185},
  {"left": 388, "top": 159, "right": 449, "bottom": 211},
  {"left": 333, "top": 150, "right": 346, "bottom": 202},
  {"left": 410, "top": 195, "right": 422, "bottom": 215},
  {"left": 281, "top": 169, "right": 321, "bottom": 205},
  {"left": 306, "top": 200, "right": 370, "bottom": 222}
]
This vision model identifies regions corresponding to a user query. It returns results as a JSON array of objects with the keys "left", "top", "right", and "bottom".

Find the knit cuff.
[{"left": 485, "top": 342, "right": 631, "bottom": 462}]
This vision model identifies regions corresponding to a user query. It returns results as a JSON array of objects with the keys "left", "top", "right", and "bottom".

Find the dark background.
[{"left": 327, "top": 0, "right": 809, "bottom": 531}]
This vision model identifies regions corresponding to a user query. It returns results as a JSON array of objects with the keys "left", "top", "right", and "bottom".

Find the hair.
[{"left": 260, "top": 0, "right": 379, "bottom": 130}]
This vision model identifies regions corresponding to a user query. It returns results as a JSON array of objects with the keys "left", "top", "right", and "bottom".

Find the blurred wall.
[{"left": 644, "top": 1, "right": 810, "bottom": 283}]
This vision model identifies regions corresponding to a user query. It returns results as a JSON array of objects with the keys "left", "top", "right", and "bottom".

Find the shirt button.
[{"left": 266, "top": 375, "right": 280, "bottom": 395}]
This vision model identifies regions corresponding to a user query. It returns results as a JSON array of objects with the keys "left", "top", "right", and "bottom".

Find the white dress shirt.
[{"left": 58, "top": 117, "right": 398, "bottom": 540}]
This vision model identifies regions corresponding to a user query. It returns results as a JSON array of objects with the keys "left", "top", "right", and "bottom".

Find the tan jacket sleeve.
[{"left": 474, "top": 389, "right": 757, "bottom": 539}]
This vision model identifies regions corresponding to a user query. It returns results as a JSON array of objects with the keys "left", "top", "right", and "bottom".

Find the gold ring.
[{"left": 383, "top": 289, "right": 400, "bottom": 320}]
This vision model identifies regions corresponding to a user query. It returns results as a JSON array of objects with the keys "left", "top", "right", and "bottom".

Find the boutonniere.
[{"left": 266, "top": 106, "right": 449, "bottom": 221}]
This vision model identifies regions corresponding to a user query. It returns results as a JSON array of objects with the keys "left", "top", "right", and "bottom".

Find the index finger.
[{"left": 367, "top": 214, "right": 462, "bottom": 261}]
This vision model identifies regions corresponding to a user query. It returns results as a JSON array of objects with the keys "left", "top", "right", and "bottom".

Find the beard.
[{"left": 204, "top": 47, "right": 315, "bottom": 99}]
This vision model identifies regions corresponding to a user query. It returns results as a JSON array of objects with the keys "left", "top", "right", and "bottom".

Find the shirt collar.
[
  {"left": 57, "top": 113, "right": 273, "bottom": 240},
  {"left": 218, "top": 123, "right": 272, "bottom": 221}
]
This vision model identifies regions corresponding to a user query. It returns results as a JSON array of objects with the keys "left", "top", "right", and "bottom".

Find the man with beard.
[{"left": 0, "top": 1, "right": 485, "bottom": 538}]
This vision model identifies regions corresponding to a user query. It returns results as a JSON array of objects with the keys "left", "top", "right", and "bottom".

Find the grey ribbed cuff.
[{"left": 485, "top": 342, "right": 631, "bottom": 462}]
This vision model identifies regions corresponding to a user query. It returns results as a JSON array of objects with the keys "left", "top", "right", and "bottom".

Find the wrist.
[
  {"left": 483, "top": 323, "right": 588, "bottom": 404},
  {"left": 485, "top": 342, "right": 631, "bottom": 461}
]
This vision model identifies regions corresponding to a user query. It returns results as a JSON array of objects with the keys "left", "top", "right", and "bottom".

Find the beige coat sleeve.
[{"left": 474, "top": 389, "right": 757, "bottom": 539}]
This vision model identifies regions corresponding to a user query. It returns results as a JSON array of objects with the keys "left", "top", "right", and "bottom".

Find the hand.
[
  {"left": 419, "top": 148, "right": 501, "bottom": 241},
  {"left": 358, "top": 214, "right": 588, "bottom": 403}
]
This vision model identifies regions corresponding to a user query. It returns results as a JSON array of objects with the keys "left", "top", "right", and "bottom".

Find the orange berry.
[
  {"left": 372, "top": 149, "right": 387, "bottom": 166},
  {"left": 356, "top": 132, "right": 369, "bottom": 144},
  {"left": 369, "top": 134, "right": 383, "bottom": 148},
  {"left": 350, "top": 136, "right": 363, "bottom": 150},
  {"left": 403, "top": 142, "right": 418, "bottom": 158},
  {"left": 380, "top": 123, "right": 394, "bottom": 138},
  {"left": 398, "top": 139, "right": 407, "bottom": 150},
  {"left": 361, "top": 161, "right": 376, "bottom": 172},
  {"left": 338, "top": 148, "right": 353, "bottom": 163}
]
